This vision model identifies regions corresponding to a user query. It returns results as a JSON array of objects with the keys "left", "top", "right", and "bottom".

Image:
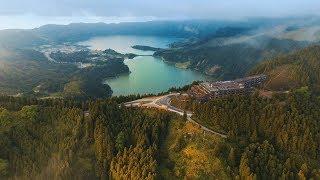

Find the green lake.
[{"left": 79, "top": 36, "right": 211, "bottom": 96}]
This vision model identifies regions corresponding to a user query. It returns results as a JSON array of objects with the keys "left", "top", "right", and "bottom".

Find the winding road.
[{"left": 124, "top": 93, "right": 227, "bottom": 138}]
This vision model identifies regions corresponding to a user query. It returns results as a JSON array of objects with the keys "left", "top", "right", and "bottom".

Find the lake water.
[{"left": 79, "top": 35, "right": 211, "bottom": 96}]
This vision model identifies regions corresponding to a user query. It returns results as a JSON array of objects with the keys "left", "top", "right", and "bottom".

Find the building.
[
  {"left": 188, "top": 74, "right": 267, "bottom": 101},
  {"left": 234, "top": 75, "right": 267, "bottom": 88}
]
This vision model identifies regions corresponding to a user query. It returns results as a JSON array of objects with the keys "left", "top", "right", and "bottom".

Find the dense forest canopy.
[
  {"left": 0, "top": 96, "right": 172, "bottom": 179},
  {"left": 1, "top": 87, "right": 320, "bottom": 179},
  {"left": 192, "top": 88, "right": 320, "bottom": 179}
]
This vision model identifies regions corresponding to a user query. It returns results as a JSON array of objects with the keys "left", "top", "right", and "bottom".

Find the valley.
[
  {"left": 1, "top": 20, "right": 320, "bottom": 98},
  {"left": 1, "top": 17, "right": 320, "bottom": 179}
]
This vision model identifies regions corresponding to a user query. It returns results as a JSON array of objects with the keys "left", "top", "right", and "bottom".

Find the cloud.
[
  {"left": 0, "top": 0, "right": 320, "bottom": 29},
  {"left": 1, "top": 0, "right": 320, "bottom": 19},
  {"left": 0, "top": 14, "right": 158, "bottom": 30}
]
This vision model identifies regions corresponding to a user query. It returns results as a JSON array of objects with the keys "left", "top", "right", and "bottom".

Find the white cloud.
[
  {"left": 1, "top": 0, "right": 320, "bottom": 18},
  {"left": 0, "top": 0, "right": 320, "bottom": 29}
]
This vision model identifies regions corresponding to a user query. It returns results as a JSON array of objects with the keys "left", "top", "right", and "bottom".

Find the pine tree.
[{"left": 228, "top": 148, "right": 236, "bottom": 167}]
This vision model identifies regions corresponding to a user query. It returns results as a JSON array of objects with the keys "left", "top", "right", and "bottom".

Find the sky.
[{"left": 0, "top": 0, "right": 320, "bottom": 29}]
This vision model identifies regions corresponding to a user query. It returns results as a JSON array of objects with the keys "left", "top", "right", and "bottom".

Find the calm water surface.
[{"left": 80, "top": 36, "right": 211, "bottom": 96}]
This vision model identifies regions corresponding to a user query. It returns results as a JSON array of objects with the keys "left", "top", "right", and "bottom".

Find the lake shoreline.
[{"left": 79, "top": 35, "right": 211, "bottom": 96}]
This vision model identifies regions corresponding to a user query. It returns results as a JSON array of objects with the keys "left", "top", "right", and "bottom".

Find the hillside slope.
[
  {"left": 155, "top": 35, "right": 308, "bottom": 80},
  {"left": 250, "top": 45, "right": 320, "bottom": 91},
  {"left": 0, "top": 48, "right": 76, "bottom": 95},
  {"left": 193, "top": 91, "right": 320, "bottom": 179},
  {"left": 0, "top": 48, "right": 129, "bottom": 98}
]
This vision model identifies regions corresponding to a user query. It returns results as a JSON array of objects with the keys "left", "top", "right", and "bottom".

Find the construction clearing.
[{"left": 188, "top": 74, "right": 267, "bottom": 101}]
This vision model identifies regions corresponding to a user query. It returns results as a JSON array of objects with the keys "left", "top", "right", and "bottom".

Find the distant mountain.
[
  {"left": 250, "top": 45, "right": 320, "bottom": 91},
  {"left": 0, "top": 18, "right": 296, "bottom": 48},
  {"left": 32, "top": 20, "right": 258, "bottom": 43},
  {"left": 0, "top": 21, "right": 233, "bottom": 48}
]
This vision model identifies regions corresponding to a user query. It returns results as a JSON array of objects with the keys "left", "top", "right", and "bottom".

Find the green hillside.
[
  {"left": 250, "top": 45, "right": 320, "bottom": 91},
  {"left": 192, "top": 90, "right": 320, "bottom": 179},
  {"left": 155, "top": 35, "right": 308, "bottom": 80},
  {"left": 0, "top": 97, "right": 172, "bottom": 179},
  {"left": 0, "top": 48, "right": 77, "bottom": 95},
  {"left": 0, "top": 48, "right": 129, "bottom": 99}
]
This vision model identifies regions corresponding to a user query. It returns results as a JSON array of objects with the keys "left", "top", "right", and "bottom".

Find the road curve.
[{"left": 124, "top": 93, "right": 227, "bottom": 138}]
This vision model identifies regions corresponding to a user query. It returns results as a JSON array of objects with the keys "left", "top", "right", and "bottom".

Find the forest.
[
  {"left": 0, "top": 95, "right": 173, "bottom": 179},
  {"left": 1, "top": 21, "right": 320, "bottom": 179},
  {"left": 193, "top": 88, "right": 320, "bottom": 179},
  {"left": 1, "top": 86, "right": 320, "bottom": 179}
]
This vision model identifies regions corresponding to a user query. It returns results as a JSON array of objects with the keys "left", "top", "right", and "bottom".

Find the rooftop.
[
  {"left": 202, "top": 81, "right": 245, "bottom": 92},
  {"left": 234, "top": 74, "right": 267, "bottom": 83},
  {"left": 200, "top": 74, "right": 266, "bottom": 92}
]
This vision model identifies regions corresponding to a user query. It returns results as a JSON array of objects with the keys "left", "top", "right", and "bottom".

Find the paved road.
[{"left": 124, "top": 93, "right": 227, "bottom": 138}]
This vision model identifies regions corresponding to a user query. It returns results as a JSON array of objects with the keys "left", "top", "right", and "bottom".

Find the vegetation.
[
  {"left": 159, "top": 118, "right": 230, "bottom": 179},
  {"left": 50, "top": 49, "right": 136, "bottom": 63},
  {"left": 155, "top": 36, "right": 307, "bottom": 79},
  {"left": 0, "top": 48, "right": 129, "bottom": 99},
  {"left": 193, "top": 89, "right": 320, "bottom": 179},
  {"left": 50, "top": 50, "right": 94, "bottom": 63},
  {"left": 0, "top": 96, "right": 172, "bottom": 179},
  {"left": 1, "top": 19, "right": 320, "bottom": 179},
  {"left": 3, "top": 85, "right": 320, "bottom": 180},
  {"left": 63, "top": 59, "right": 129, "bottom": 99},
  {"left": 0, "top": 48, "right": 77, "bottom": 95},
  {"left": 250, "top": 45, "right": 320, "bottom": 92}
]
